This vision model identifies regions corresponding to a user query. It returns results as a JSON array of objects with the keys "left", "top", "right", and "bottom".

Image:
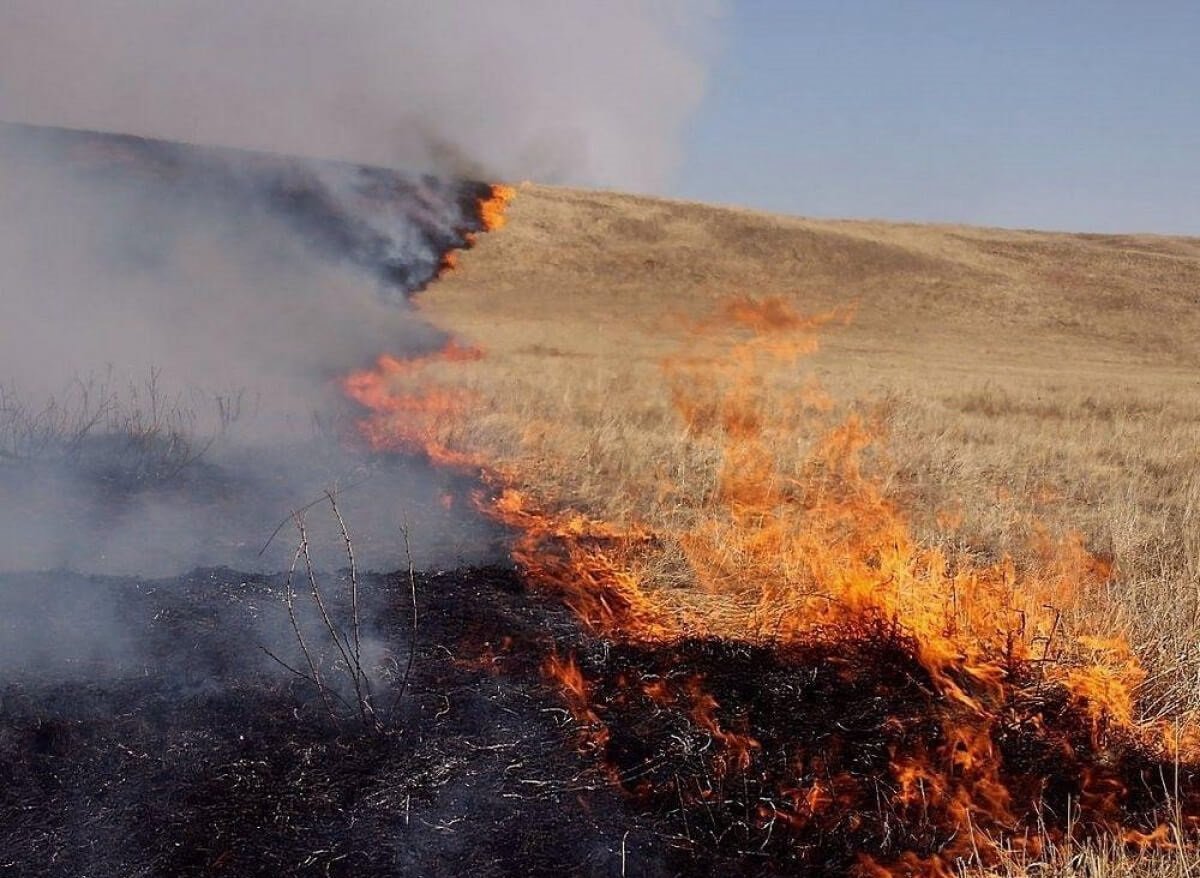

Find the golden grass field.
[{"left": 406, "top": 184, "right": 1200, "bottom": 874}]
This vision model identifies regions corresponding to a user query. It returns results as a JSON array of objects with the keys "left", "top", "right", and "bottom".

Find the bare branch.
[
  {"left": 390, "top": 513, "right": 420, "bottom": 720},
  {"left": 296, "top": 512, "right": 369, "bottom": 726},
  {"left": 283, "top": 532, "right": 337, "bottom": 723},
  {"left": 325, "top": 489, "right": 366, "bottom": 703}
]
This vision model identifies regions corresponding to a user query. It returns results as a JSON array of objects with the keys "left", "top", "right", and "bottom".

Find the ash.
[{"left": 0, "top": 565, "right": 662, "bottom": 877}]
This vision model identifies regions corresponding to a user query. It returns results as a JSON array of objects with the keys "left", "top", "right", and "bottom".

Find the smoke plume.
[
  {"left": 0, "top": 124, "right": 499, "bottom": 575},
  {"left": 0, "top": 2, "right": 718, "bottom": 661},
  {"left": 0, "top": 1, "right": 719, "bottom": 191}
]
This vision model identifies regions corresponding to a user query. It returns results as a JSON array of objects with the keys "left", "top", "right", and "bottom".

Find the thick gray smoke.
[
  {"left": 0, "top": 3, "right": 718, "bottom": 685},
  {"left": 0, "top": 124, "right": 500, "bottom": 576},
  {"left": 0, "top": 1, "right": 719, "bottom": 192}
]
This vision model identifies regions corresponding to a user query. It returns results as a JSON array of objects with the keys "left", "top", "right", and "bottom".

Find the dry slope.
[
  {"left": 351, "top": 183, "right": 1200, "bottom": 873},
  {"left": 416, "top": 184, "right": 1200, "bottom": 710}
]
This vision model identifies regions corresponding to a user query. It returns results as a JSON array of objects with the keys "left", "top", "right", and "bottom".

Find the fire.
[
  {"left": 341, "top": 200, "right": 1200, "bottom": 874},
  {"left": 489, "top": 488, "right": 677, "bottom": 640},
  {"left": 544, "top": 652, "right": 610, "bottom": 752},
  {"left": 338, "top": 183, "right": 515, "bottom": 459},
  {"left": 682, "top": 676, "right": 762, "bottom": 774},
  {"left": 436, "top": 249, "right": 458, "bottom": 277},
  {"left": 478, "top": 184, "right": 516, "bottom": 232},
  {"left": 341, "top": 340, "right": 485, "bottom": 468}
]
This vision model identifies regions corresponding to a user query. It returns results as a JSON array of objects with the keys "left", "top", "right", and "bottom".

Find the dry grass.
[{"left": 405, "top": 184, "right": 1200, "bottom": 873}]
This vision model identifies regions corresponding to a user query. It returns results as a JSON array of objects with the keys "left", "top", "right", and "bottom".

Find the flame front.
[
  {"left": 341, "top": 193, "right": 1200, "bottom": 874},
  {"left": 479, "top": 184, "right": 517, "bottom": 232}
]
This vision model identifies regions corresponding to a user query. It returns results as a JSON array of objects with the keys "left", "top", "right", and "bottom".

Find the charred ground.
[
  {"left": 0, "top": 565, "right": 639, "bottom": 877},
  {"left": 6, "top": 563, "right": 1197, "bottom": 877}
]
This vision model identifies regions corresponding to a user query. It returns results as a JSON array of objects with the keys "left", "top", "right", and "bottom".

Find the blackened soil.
[
  {"left": 7, "top": 566, "right": 1198, "bottom": 878},
  {"left": 568, "top": 630, "right": 1200, "bottom": 876},
  {"left": 0, "top": 566, "right": 659, "bottom": 877}
]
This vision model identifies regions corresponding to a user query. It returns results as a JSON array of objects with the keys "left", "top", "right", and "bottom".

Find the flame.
[
  {"left": 338, "top": 185, "right": 515, "bottom": 456},
  {"left": 544, "top": 652, "right": 610, "bottom": 752},
  {"left": 683, "top": 676, "right": 762, "bottom": 775},
  {"left": 341, "top": 340, "right": 485, "bottom": 468},
  {"left": 340, "top": 209, "right": 1200, "bottom": 872},
  {"left": 479, "top": 184, "right": 516, "bottom": 232},
  {"left": 488, "top": 487, "right": 677, "bottom": 640},
  {"left": 436, "top": 248, "right": 459, "bottom": 277}
]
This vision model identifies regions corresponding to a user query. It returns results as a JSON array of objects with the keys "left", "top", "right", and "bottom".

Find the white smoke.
[
  {"left": 0, "top": 2, "right": 721, "bottom": 575},
  {"left": 0, "top": 0, "right": 720, "bottom": 191},
  {"left": 0, "top": 129, "right": 505, "bottom": 575}
]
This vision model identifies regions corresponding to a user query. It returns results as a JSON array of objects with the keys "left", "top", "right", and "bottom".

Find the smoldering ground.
[
  {"left": 0, "top": 566, "right": 668, "bottom": 877},
  {"left": 0, "top": 126, "right": 607, "bottom": 876},
  {"left": 0, "top": 126, "right": 573, "bottom": 865}
]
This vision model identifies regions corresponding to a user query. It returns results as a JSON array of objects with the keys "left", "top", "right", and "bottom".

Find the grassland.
[{"left": 406, "top": 184, "right": 1200, "bottom": 871}]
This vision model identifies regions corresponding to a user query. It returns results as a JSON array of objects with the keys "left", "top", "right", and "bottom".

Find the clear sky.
[{"left": 672, "top": 1, "right": 1200, "bottom": 234}]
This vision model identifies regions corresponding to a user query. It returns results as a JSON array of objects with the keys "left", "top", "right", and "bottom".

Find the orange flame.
[
  {"left": 683, "top": 676, "right": 761, "bottom": 775},
  {"left": 436, "top": 249, "right": 459, "bottom": 278},
  {"left": 489, "top": 488, "right": 676, "bottom": 640},
  {"left": 340, "top": 216, "right": 1199, "bottom": 871},
  {"left": 479, "top": 184, "right": 516, "bottom": 232},
  {"left": 340, "top": 340, "right": 485, "bottom": 468},
  {"left": 544, "top": 653, "right": 610, "bottom": 752}
]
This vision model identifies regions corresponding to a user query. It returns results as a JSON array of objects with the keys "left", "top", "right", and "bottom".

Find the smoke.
[
  {"left": 0, "top": 0, "right": 719, "bottom": 660},
  {"left": 0, "top": 1, "right": 724, "bottom": 573},
  {"left": 0, "top": 1, "right": 720, "bottom": 192},
  {"left": 0, "top": 123, "right": 501, "bottom": 575},
  {"left": 0, "top": 127, "right": 453, "bottom": 407}
]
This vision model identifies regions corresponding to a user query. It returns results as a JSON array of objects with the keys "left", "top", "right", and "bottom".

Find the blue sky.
[{"left": 673, "top": 1, "right": 1199, "bottom": 233}]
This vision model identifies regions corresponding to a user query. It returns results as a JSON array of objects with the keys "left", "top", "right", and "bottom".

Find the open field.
[
  {"left": 7, "top": 128, "right": 1200, "bottom": 873},
  {"left": 420, "top": 184, "right": 1200, "bottom": 657},
  {"left": 385, "top": 184, "right": 1200, "bottom": 873}
]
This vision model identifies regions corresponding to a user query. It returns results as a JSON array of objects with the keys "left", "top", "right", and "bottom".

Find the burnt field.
[
  {"left": 6, "top": 559, "right": 1199, "bottom": 877},
  {"left": 0, "top": 564, "right": 636, "bottom": 877}
]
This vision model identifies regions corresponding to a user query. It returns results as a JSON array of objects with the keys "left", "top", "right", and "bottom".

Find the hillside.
[
  {"left": 431, "top": 184, "right": 1200, "bottom": 368},
  {"left": 419, "top": 184, "right": 1199, "bottom": 546},
  {"left": 328, "top": 184, "right": 1200, "bottom": 872}
]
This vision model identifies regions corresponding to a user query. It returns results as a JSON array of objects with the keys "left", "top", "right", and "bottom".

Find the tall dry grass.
[{"left": 405, "top": 184, "right": 1200, "bottom": 874}]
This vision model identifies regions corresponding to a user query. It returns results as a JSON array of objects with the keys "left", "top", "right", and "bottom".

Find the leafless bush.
[
  {"left": 262, "top": 492, "right": 419, "bottom": 733},
  {"left": 0, "top": 368, "right": 249, "bottom": 484}
]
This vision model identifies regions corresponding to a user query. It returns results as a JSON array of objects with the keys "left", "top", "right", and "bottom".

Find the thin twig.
[
  {"left": 296, "top": 512, "right": 369, "bottom": 726},
  {"left": 259, "top": 645, "right": 356, "bottom": 714},
  {"left": 283, "top": 537, "right": 337, "bottom": 722},
  {"left": 325, "top": 489, "right": 367, "bottom": 705},
  {"left": 389, "top": 515, "right": 420, "bottom": 720},
  {"left": 257, "top": 472, "right": 373, "bottom": 557}
]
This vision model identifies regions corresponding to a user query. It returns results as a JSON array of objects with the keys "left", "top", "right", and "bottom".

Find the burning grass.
[
  {"left": 342, "top": 186, "right": 1200, "bottom": 874},
  {"left": 0, "top": 565, "right": 654, "bottom": 877},
  {"left": 553, "top": 631, "right": 1200, "bottom": 875}
]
